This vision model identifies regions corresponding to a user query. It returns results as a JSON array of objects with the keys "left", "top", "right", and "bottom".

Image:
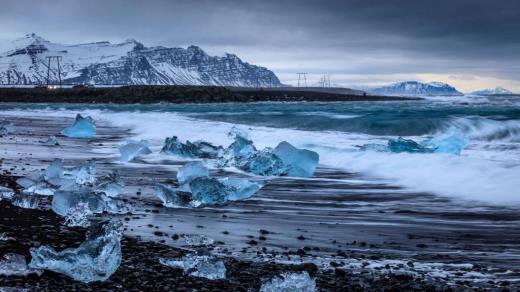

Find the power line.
[
  {"left": 45, "top": 56, "right": 63, "bottom": 87},
  {"left": 296, "top": 73, "right": 308, "bottom": 88}
]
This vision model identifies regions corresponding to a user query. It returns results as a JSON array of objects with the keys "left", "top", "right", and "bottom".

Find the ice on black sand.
[
  {"left": 260, "top": 271, "right": 316, "bottom": 292},
  {"left": 119, "top": 140, "right": 152, "bottom": 162},
  {"left": 61, "top": 114, "right": 96, "bottom": 138}
]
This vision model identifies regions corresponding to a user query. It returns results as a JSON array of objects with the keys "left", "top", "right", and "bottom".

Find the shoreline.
[{"left": 0, "top": 85, "right": 420, "bottom": 104}]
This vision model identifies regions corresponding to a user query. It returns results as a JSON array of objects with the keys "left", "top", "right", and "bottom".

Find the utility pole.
[
  {"left": 297, "top": 73, "right": 308, "bottom": 88},
  {"left": 46, "top": 56, "right": 63, "bottom": 88}
]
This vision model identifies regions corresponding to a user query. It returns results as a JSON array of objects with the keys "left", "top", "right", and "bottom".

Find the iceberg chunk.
[
  {"left": 64, "top": 202, "right": 94, "bottom": 227},
  {"left": 154, "top": 184, "right": 192, "bottom": 208},
  {"left": 188, "top": 177, "right": 229, "bottom": 206},
  {"left": 388, "top": 137, "right": 430, "bottom": 153},
  {"left": 11, "top": 194, "right": 40, "bottom": 209},
  {"left": 0, "top": 121, "right": 16, "bottom": 135},
  {"left": 44, "top": 159, "right": 96, "bottom": 187},
  {"left": 61, "top": 114, "right": 96, "bottom": 138},
  {"left": 177, "top": 161, "right": 209, "bottom": 186},
  {"left": 119, "top": 140, "right": 152, "bottom": 162},
  {"left": 29, "top": 221, "right": 123, "bottom": 283},
  {"left": 52, "top": 190, "right": 132, "bottom": 217},
  {"left": 422, "top": 130, "right": 468, "bottom": 155},
  {"left": 161, "top": 136, "right": 223, "bottom": 159},
  {"left": 239, "top": 148, "right": 287, "bottom": 176},
  {"left": 182, "top": 234, "right": 214, "bottom": 246},
  {"left": 260, "top": 271, "right": 316, "bottom": 292},
  {"left": 0, "top": 254, "right": 35, "bottom": 276},
  {"left": 273, "top": 142, "right": 319, "bottom": 177},
  {"left": 0, "top": 186, "right": 15, "bottom": 200},
  {"left": 220, "top": 178, "right": 262, "bottom": 201},
  {"left": 228, "top": 128, "right": 256, "bottom": 160},
  {"left": 159, "top": 254, "right": 226, "bottom": 280},
  {"left": 94, "top": 171, "right": 125, "bottom": 197}
]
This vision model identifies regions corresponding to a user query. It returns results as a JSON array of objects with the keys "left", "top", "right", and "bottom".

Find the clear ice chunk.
[
  {"left": 177, "top": 162, "right": 209, "bottom": 186},
  {"left": 41, "top": 135, "right": 59, "bottom": 146},
  {"left": 422, "top": 129, "right": 468, "bottom": 155},
  {"left": 0, "top": 186, "right": 15, "bottom": 200},
  {"left": 272, "top": 142, "right": 319, "bottom": 177},
  {"left": 52, "top": 190, "right": 132, "bottom": 217},
  {"left": 0, "top": 254, "right": 34, "bottom": 277},
  {"left": 64, "top": 202, "right": 94, "bottom": 227},
  {"left": 94, "top": 171, "right": 125, "bottom": 197},
  {"left": 182, "top": 234, "right": 214, "bottom": 246},
  {"left": 189, "top": 177, "right": 261, "bottom": 206},
  {"left": 388, "top": 137, "right": 430, "bottom": 153},
  {"left": 260, "top": 271, "right": 316, "bottom": 292},
  {"left": 161, "top": 136, "right": 222, "bottom": 159},
  {"left": 219, "top": 178, "right": 262, "bottom": 201},
  {"left": 11, "top": 194, "right": 40, "bottom": 209},
  {"left": 119, "top": 140, "right": 152, "bottom": 162},
  {"left": 154, "top": 184, "right": 192, "bottom": 208},
  {"left": 61, "top": 114, "right": 96, "bottom": 138},
  {"left": 159, "top": 254, "right": 226, "bottom": 280},
  {"left": 239, "top": 148, "right": 287, "bottom": 176},
  {"left": 29, "top": 221, "right": 123, "bottom": 283},
  {"left": 0, "top": 121, "right": 16, "bottom": 135}
]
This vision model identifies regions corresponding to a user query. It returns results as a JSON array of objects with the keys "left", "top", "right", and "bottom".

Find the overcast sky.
[{"left": 0, "top": 0, "right": 519, "bottom": 92}]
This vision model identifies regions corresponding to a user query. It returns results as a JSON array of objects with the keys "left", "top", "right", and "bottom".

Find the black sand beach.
[{"left": 1, "top": 113, "right": 519, "bottom": 290}]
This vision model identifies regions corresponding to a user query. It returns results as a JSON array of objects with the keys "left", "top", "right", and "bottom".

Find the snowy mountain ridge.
[
  {"left": 371, "top": 81, "right": 463, "bottom": 96},
  {"left": 0, "top": 34, "right": 281, "bottom": 87},
  {"left": 470, "top": 87, "right": 513, "bottom": 95}
]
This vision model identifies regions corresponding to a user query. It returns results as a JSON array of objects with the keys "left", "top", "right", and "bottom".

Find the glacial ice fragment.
[
  {"left": 11, "top": 194, "right": 40, "bottom": 209},
  {"left": 388, "top": 137, "right": 430, "bottom": 153},
  {"left": 159, "top": 254, "right": 226, "bottom": 280},
  {"left": 0, "top": 121, "right": 16, "bottom": 135},
  {"left": 119, "top": 140, "right": 152, "bottom": 162},
  {"left": 273, "top": 142, "right": 319, "bottom": 177},
  {"left": 41, "top": 135, "right": 59, "bottom": 146},
  {"left": 0, "top": 186, "right": 14, "bottom": 200},
  {"left": 29, "top": 221, "right": 123, "bottom": 283},
  {"left": 161, "top": 136, "right": 223, "bottom": 159},
  {"left": 94, "top": 171, "right": 125, "bottom": 197},
  {"left": 220, "top": 178, "right": 262, "bottom": 201},
  {"left": 177, "top": 161, "right": 209, "bottom": 186},
  {"left": 188, "top": 177, "right": 229, "bottom": 206},
  {"left": 0, "top": 254, "right": 35, "bottom": 277},
  {"left": 154, "top": 184, "right": 192, "bottom": 207},
  {"left": 239, "top": 148, "right": 287, "bottom": 176},
  {"left": 260, "top": 271, "right": 316, "bottom": 292},
  {"left": 61, "top": 114, "right": 96, "bottom": 138},
  {"left": 52, "top": 190, "right": 132, "bottom": 217},
  {"left": 182, "top": 234, "right": 214, "bottom": 246},
  {"left": 64, "top": 202, "right": 94, "bottom": 227},
  {"left": 422, "top": 130, "right": 468, "bottom": 155}
]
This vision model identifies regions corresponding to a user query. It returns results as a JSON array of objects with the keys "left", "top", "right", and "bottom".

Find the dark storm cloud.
[{"left": 0, "top": 0, "right": 519, "bottom": 87}]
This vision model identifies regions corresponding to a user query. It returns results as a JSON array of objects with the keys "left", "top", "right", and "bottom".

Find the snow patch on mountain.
[{"left": 0, "top": 34, "right": 281, "bottom": 87}]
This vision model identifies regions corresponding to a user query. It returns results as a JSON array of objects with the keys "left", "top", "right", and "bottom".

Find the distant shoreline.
[{"left": 0, "top": 85, "right": 420, "bottom": 104}]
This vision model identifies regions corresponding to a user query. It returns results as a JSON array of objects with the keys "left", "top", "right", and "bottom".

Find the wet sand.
[{"left": 1, "top": 113, "right": 519, "bottom": 290}]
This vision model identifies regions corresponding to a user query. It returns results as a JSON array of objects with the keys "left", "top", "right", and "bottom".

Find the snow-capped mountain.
[
  {"left": 470, "top": 87, "right": 513, "bottom": 95},
  {"left": 371, "top": 81, "right": 462, "bottom": 96},
  {"left": 0, "top": 34, "right": 281, "bottom": 87}
]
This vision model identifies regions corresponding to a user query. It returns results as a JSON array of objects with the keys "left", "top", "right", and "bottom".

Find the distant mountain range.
[
  {"left": 370, "top": 81, "right": 463, "bottom": 96},
  {"left": 470, "top": 87, "right": 513, "bottom": 96},
  {"left": 0, "top": 34, "right": 282, "bottom": 87}
]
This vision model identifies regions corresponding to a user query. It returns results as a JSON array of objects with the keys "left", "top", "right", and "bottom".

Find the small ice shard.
[
  {"left": 44, "top": 159, "right": 65, "bottom": 181},
  {"left": 0, "top": 254, "right": 32, "bottom": 276},
  {"left": 0, "top": 186, "right": 15, "bottom": 200},
  {"left": 177, "top": 161, "right": 209, "bottom": 186},
  {"left": 29, "top": 221, "right": 123, "bottom": 283},
  {"left": 154, "top": 184, "right": 192, "bottom": 207},
  {"left": 64, "top": 202, "right": 93, "bottom": 227},
  {"left": 0, "top": 121, "right": 16, "bottom": 135},
  {"left": 11, "top": 194, "right": 40, "bottom": 209},
  {"left": 272, "top": 142, "right": 319, "bottom": 177},
  {"left": 159, "top": 254, "right": 226, "bottom": 280},
  {"left": 42, "top": 159, "right": 96, "bottom": 188},
  {"left": 182, "top": 234, "right": 214, "bottom": 246},
  {"left": 161, "top": 136, "right": 223, "bottom": 159},
  {"left": 239, "top": 148, "right": 287, "bottom": 176},
  {"left": 119, "top": 140, "right": 152, "bottom": 162},
  {"left": 0, "top": 233, "right": 14, "bottom": 241},
  {"left": 52, "top": 190, "right": 132, "bottom": 217},
  {"left": 41, "top": 135, "right": 59, "bottom": 146},
  {"left": 189, "top": 177, "right": 261, "bottom": 206},
  {"left": 61, "top": 114, "right": 96, "bottom": 138},
  {"left": 228, "top": 127, "right": 256, "bottom": 159},
  {"left": 94, "top": 171, "right": 125, "bottom": 197},
  {"left": 260, "top": 271, "right": 317, "bottom": 292}
]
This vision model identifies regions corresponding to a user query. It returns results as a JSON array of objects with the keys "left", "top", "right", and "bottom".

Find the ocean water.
[{"left": 2, "top": 96, "right": 519, "bottom": 206}]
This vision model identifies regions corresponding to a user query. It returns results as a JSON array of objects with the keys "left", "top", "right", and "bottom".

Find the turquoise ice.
[{"left": 61, "top": 114, "right": 96, "bottom": 138}]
